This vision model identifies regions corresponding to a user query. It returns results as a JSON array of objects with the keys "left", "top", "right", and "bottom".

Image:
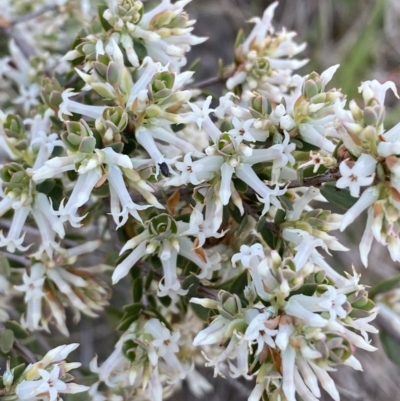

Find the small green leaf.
[
  {"left": 123, "top": 303, "right": 142, "bottom": 315},
  {"left": 191, "top": 303, "right": 210, "bottom": 323},
  {"left": 0, "top": 329, "right": 14, "bottom": 353},
  {"left": 274, "top": 209, "right": 286, "bottom": 225},
  {"left": 12, "top": 363, "right": 26, "bottom": 381},
  {"left": 380, "top": 329, "right": 400, "bottom": 365},
  {"left": 320, "top": 182, "right": 357, "bottom": 210},
  {"left": 229, "top": 269, "right": 248, "bottom": 295},
  {"left": 182, "top": 275, "right": 199, "bottom": 297},
  {"left": 36, "top": 179, "right": 56, "bottom": 195},
  {"left": 4, "top": 321, "right": 29, "bottom": 339},
  {"left": 187, "top": 57, "right": 201, "bottom": 72},
  {"left": 278, "top": 195, "right": 293, "bottom": 211},
  {"left": 0, "top": 254, "right": 11, "bottom": 276},
  {"left": 258, "top": 217, "right": 280, "bottom": 250},
  {"left": 369, "top": 275, "right": 400, "bottom": 298},
  {"left": 133, "top": 39, "right": 147, "bottom": 61},
  {"left": 97, "top": 5, "right": 113, "bottom": 31},
  {"left": 66, "top": 392, "right": 90, "bottom": 401},
  {"left": 117, "top": 315, "right": 137, "bottom": 331},
  {"left": 288, "top": 284, "right": 318, "bottom": 298},
  {"left": 132, "top": 278, "right": 143, "bottom": 304},
  {"left": 234, "top": 29, "right": 245, "bottom": 50},
  {"left": 79, "top": 136, "right": 96, "bottom": 154}
]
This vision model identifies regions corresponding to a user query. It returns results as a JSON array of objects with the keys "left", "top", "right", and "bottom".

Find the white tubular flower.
[
  {"left": 145, "top": 319, "right": 186, "bottom": 377},
  {"left": 0, "top": 206, "right": 31, "bottom": 252},
  {"left": 298, "top": 123, "right": 335, "bottom": 153},
  {"left": 13, "top": 84, "right": 40, "bottom": 114},
  {"left": 108, "top": 165, "right": 150, "bottom": 226},
  {"left": 16, "top": 365, "right": 89, "bottom": 401},
  {"left": 58, "top": 89, "right": 106, "bottom": 120},
  {"left": 157, "top": 246, "right": 188, "bottom": 298},
  {"left": 31, "top": 194, "right": 65, "bottom": 256},
  {"left": 286, "top": 187, "right": 320, "bottom": 221},
  {"left": 177, "top": 236, "right": 219, "bottom": 279},
  {"left": 340, "top": 186, "right": 380, "bottom": 231},
  {"left": 244, "top": 309, "right": 278, "bottom": 355},
  {"left": 181, "top": 206, "right": 226, "bottom": 248},
  {"left": 192, "top": 315, "right": 230, "bottom": 346},
  {"left": 235, "top": 164, "right": 286, "bottom": 214},
  {"left": 58, "top": 168, "right": 102, "bottom": 227},
  {"left": 228, "top": 117, "right": 257, "bottom": 144},
  {"left": 219, "top": 162, "right": 235, "bottom": 205},
  {"left": 358, "top": 79, "right": 399, "bottom": 105},
  {"left": 168, "top": 153, "right": 222, "bottom": 186},
  {"left": 112, "top": 241, "right": 148, "bottom": 284},
  {"left": 185, "top": 96, "right": 214, "bottom": 129},
  {"left": 90, "top": 335, "right": 135, "bottom": 387},
  {"left": 336, "top": 154, "right": 377, "bottom": 197},
  {"left": 15, "top": 263, "right": 45, "bottom": 331},
  {"left": 231, "top": 244, "right": 264, "bottom": 268},
  {"left": 285, "top": 286, "right": 347, "bottom": 327}
]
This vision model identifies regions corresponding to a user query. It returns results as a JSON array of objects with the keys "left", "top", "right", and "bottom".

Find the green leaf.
[
  {"left": 0, "top": 329, "right": 14, "bottom": 353},
  {"left": 0, "top": 254, "right": 11, "bottom": 276},
  {"left": 228, "top": 201, "right": 243, "bottom": 224},
  {"left": 36, "top": 179, "right": 56, "bottom": 195},
  {"left": 234, "top": 29, "right": 245, "bottom": 50},
  {"left": 380, "top": 329, "right": 400, "bottom": 365},
  {"left": 320, "top": 182, "right": 357, "bottom": 210},
  {"left": 258, "top": 217, "right": 280, "bottom": 250},
  {"left": 66, "top": 392, "right": 90, "bottom": 401},
  {"left": 278, "top": 195, "right": 293, "bottom": 211},
  {"left": 79, "top": 137, "right": 96, "bottom": 153},
  {"left": 182, "top": 275, "right": 199, "bottom": 298},
  {"left": 187, "top": 57, "right": 201, "bottom": 72},
  {"left": 191, "top": 303, "right": 210, "bottom": 323},
  {"left": 229, "top": 269, "right": 248, "bottom": 295},
  {"left": 274, "top": 209, "right": 286, "bottom": 225},
  {"left": 123, "top": 303, "right": 142, "bottom": 315},
  {"left": 4, "top": 321, "right": 29, "bottom": 339},
  {"left": 133, "top": 39, "right": 147, "bottom": 61},
  {"left": 117, "top": 315, "right": 137, "bottom": 331},
  {"left": 12, "top": 363, "right": 26, "bottom": 381},
  {"left": 132, "top": 278, "right": 143, "bottom": 303},
  {"left": 288, "top": 284, "right": 318, "bottom": 298},
  {"left": 97, "top": 5, "right": 113, "bottom": 31},
  {"left": 369, "top": 275, "right": 400, "bottom": 298}
]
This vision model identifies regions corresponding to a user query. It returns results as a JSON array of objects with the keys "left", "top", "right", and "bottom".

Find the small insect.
[{"left": 158, "top": 162, "right": 170, "bottom": 177}]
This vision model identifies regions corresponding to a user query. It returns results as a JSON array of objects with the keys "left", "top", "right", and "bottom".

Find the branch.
[
  {"left": 2, "top": 27, "right": 36, "bottom": 58},
  {"left": 1, "top": 252, "right": 28, "bottom": 267},
  {"left": 0, "top": 323, "right": 37, "bottom": 364},
  {"left": 0, "top": 5, "right": 59, "bottom": 60},
  {"left": 11, "top": 4, "right": 59, "bottom": 25},
  {"left": 189, "top": 65, "right": 236, "bottom": 90},
  {"left": 288, "top": 168, "right": 341, "bottom": 189}
]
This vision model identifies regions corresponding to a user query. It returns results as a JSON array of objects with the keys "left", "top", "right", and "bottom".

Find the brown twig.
[
  {"left": 288, "top": 168, "right": 341, "bottom": 189},
  {"left": 188, "top": 66, "right": 236, "bottom": 90},
  {"left": 11, "top": 4, "right": 59, "bottom": 25},
  {"left": 1, "top": 252, "right": 29, "bottom": 267},
  {"left": 0, "top": 323, "right": 37, "bottom": 364}
]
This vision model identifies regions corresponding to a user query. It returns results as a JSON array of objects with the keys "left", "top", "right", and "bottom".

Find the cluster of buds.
[
  {"left": 15, "top": 241, "right": 111, "bottom": 336},
  {"left": 2, "top": 344, "right": 88, "bottom": 400},
  {"left": 226, "top": 1, "right": 307, "bottom": 101},
  {"left": 192, "top": 241, "right": 377, "bottom": 401}
]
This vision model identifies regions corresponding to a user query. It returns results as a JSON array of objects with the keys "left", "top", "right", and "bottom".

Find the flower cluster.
[{"left": 0, "top": 0, "right": 399, "bottom": 400}]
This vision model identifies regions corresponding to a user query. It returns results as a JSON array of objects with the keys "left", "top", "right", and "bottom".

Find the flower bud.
[{"left": 3, "top": 358, "right": 13, "bottom": 392}]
